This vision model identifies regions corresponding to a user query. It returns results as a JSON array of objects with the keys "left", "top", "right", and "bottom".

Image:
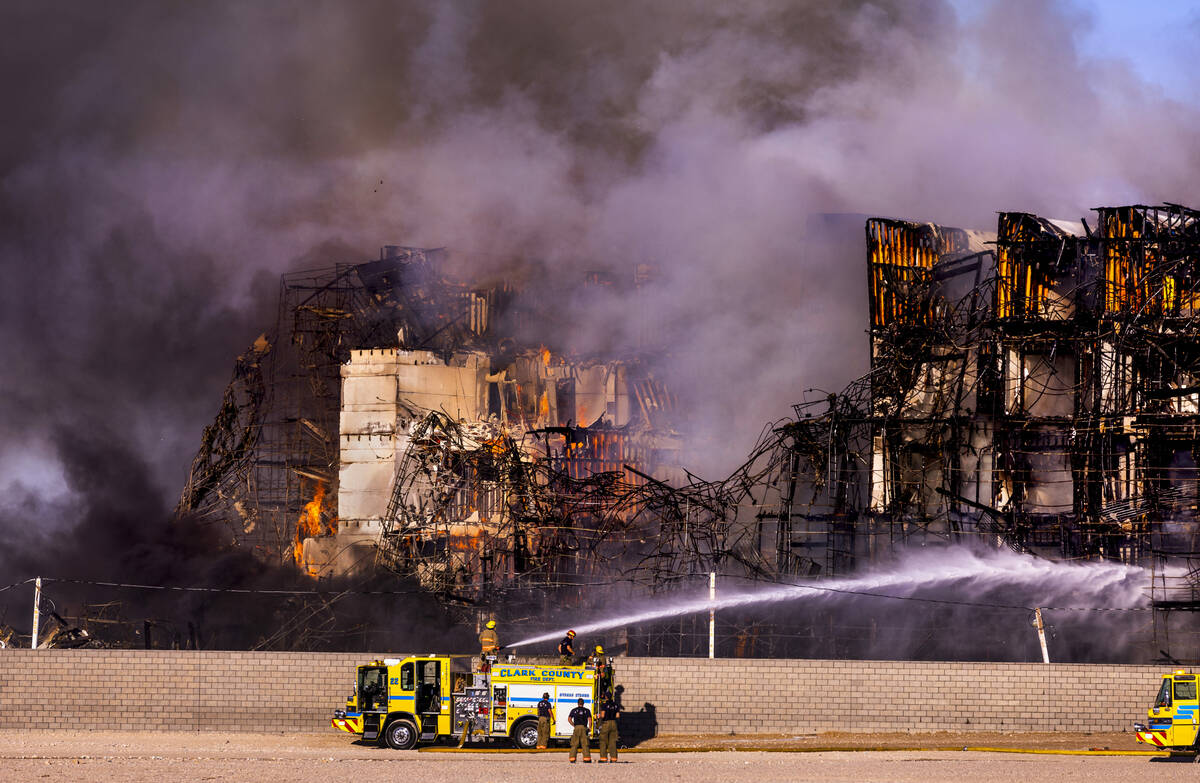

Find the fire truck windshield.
[{"left": 358, "top": 666, "right": 386, "bottom": 711}]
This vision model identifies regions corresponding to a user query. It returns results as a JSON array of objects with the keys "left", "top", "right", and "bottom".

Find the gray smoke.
[{"left": 0, "top": 0, "right": 1197, "bottom": 582}]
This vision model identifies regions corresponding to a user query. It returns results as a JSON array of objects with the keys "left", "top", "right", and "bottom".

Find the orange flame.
[
  {"left": 448, "top": 533, "right": 481, "bottom": 552},
  {"left": 447, "top": 523, "right": 483, "bottom": 552},
  {"left": 540, "top": 346, "right": 551, "bottom": 366},
  {"left": 481, "top": 437, "right": 507, "bottom": 456},
  {"left": 293, "top": 482, "right": 330, "bottom": 567}
]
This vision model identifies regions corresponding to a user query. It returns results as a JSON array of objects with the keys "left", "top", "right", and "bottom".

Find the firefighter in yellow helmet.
[
  {"left": 479, "top": 619, "right": 500, "bottom": 672},
  {"left": 590, "top": 644, "right": 611, "bottom": 697}
]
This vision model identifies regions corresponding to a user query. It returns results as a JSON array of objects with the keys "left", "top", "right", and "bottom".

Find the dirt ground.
[
  {"left": 0, "top": 729, "right": 1172, "bottom": 783},
  {"left": 0, "top": 728, "right": 1144, "bottom": 756},
  {"left": 633, "top": 729, "right": 1142, "bottom": 751}
]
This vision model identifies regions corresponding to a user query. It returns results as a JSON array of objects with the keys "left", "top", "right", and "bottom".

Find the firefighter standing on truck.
[
  {"left": 558, "top": 629, "right": 576, "bottom": 664},
  {"left": 568, "top": 697, "right": 592, "bottom": 763},
  {"left": 479, "top": 619, "right": 500, "bottom": 672},
  {"left": 536, "top": 692, "right": 554, "bottom": 749},
  {"left": 597, "top": 694, "right": 620, "bottom": 763},
  {"left": 590, "top": 644, "right": 611, "bottom": 697}
]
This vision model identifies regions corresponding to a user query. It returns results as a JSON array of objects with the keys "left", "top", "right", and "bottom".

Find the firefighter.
[
  {"left": 597, "top": 694, "right": 620, "bottom": 762},
  {"left": 567, "top": 697, "right": 592, "bottom": 763},
  {"left": 536, "top": 691, "right": 554, "bottom": 749},
  {"left": 558, "top": 629, "right": 576, "bottom": 664},
  {"left": 479, "top": 619, "right": 500, "bottom": 672},
  {"left": 590, "top": 644, "right": 611, "bottom": 697},
  {"left": 479, "top": 619, "right": 500, "bottom": 654}
]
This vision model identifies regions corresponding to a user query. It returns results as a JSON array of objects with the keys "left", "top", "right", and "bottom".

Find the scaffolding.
[
  {"left": 178, "top": 246, "right": 688, "bottom": 600},
  {"left": 712, "top": 204, "right": 1200, "bottom": 659},
  {"left": 175, "top": 207, "right": 1200, "bottom": 659},
  {"left": 176, "top": 247, "right": 481, "bottom": 564}
]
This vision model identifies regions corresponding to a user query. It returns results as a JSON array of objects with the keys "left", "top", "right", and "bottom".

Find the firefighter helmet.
[
  {"left": 486, "top": 620, "right": 496, "bottom": 629},
  {"left": 595, "top": 645, "right": 604, "bottom": 654},
  {"left": 567, "top": 629, "right": 576, "bottom": 637}
]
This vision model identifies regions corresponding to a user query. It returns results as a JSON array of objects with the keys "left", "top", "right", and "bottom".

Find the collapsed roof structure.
[
  {"left": 739, "top": 204, "right": 1200, "bottom": 657},
  {"left": 178, "top": 204, "right": 1200, "bottom": 659},
  {"left": 176, "top": 247, "right": 690, "bottom": 606}
]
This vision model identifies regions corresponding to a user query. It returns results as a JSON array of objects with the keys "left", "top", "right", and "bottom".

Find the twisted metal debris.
[{"left": 176, "top": 205, "right": 1200, "bottom": 659}]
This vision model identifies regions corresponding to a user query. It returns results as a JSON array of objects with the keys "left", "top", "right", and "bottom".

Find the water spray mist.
[{"left": 507, "top": 547, "right": 1149, "bottom": 650}]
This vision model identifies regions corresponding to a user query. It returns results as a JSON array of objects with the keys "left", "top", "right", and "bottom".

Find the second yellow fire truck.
[
  {"left": 332, "top": 655, "right": 606, "bottom": 749},
  {"left": 1135, "top": 669, "right": 1200, "bottom": 752}
]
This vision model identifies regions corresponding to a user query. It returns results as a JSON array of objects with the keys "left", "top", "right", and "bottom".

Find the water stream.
[{"left": 506, "top": 546, "right": 1149, "bottom": 649}]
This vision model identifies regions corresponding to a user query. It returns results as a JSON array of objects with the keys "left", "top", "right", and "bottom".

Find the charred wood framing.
[
  {"left": 747, "top": 205, "right": 1200, "bottom": 657},
  {"left": 176, "top": 204, "right": 1200, "bottom": 659}
]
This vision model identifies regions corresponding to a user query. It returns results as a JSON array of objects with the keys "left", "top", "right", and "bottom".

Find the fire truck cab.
[
  {"left": 332, "top": 655, "right": 604, "bottom": 750},
  {"left": 1135, "top": 670, "right": 1200, "bottom": 752}
]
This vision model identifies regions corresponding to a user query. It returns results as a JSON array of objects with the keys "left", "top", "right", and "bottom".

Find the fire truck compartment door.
[
  {"left": 555, "top": 686, "right": 593, "bottom": 736},
  {"left": 1168, "top": 677, "right": 1199, "bottom": 746},
  {"left": 507, "top": 684, "right": 545, "bottom": 725}
]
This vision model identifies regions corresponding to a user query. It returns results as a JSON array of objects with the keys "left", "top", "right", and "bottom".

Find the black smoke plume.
[{"left": 1, "top": 0, "right": 1197, "bottom": 648}]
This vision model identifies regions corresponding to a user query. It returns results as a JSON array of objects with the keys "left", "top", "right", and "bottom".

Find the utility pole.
[
  {"left": 1033, "top": 607, "right": 1050, "bottom": 664},
  {"left": 30, "top": 577, "right": 41, "bottom": 650},
  {"left": 708, "top": 572, "right": 716, "bottom": 659}
]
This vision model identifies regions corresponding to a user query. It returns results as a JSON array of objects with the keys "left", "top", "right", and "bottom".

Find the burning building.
[
  {"left": 311, "top": 344, "right": 682, "bottom": 593},
  {"left": 818, "top": 205, "right": 1200, "bottom": 574},
  {"left": 176, "top": 246, "right": 683, "bottom": 606},
  {"left": 728, "top": 203, "right": 1200, "bottom": 657},
  {"left": 177, "top": 204, "right": 1200, "bottom": 659}
]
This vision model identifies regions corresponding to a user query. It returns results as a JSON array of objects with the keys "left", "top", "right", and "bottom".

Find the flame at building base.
[{"left": 294, "top": 481, "right": 335, "bottom": 576}]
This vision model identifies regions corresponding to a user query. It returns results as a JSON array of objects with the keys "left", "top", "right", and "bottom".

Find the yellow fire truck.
[
  {"left": 1134, "top": 670, "right": 1200, "bottom": 751},
  {"left": 332, "top": 655, "right": 605, "bottom": 749}
]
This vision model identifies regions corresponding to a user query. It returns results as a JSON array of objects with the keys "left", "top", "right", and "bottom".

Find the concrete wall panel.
[{"left": 0, "top": 651, "right": 1159, "bottom": 735}]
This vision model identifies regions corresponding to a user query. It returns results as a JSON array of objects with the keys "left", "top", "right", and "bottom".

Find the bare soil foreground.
[{"left": 0, "top": 730, "right": 1184, "bottom": 783}]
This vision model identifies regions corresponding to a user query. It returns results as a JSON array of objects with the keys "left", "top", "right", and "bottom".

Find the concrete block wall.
[
  {"left": 0, "top": 650, "right": 1164, "bottom": 734},
  {"left": 616, "top": 658, "right": 1162, "bottom": 733},
  {"left": 0, "top": 650, "right": 394, "bottom": 731}
]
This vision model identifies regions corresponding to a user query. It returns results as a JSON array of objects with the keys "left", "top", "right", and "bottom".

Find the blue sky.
[
  {"left": 952, "top": 0, "right": 1200, "bottom": 101},
  {"left": 1081, "top": 0, "right": 1199, "bottom": 100}
]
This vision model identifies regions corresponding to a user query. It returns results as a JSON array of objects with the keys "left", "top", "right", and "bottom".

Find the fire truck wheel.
[
  {"left": 383, "top": 718, "right": 418, "bottom": 750},
  {"left": 511, "top": 719, "right": 540, "bottom": 749}
]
